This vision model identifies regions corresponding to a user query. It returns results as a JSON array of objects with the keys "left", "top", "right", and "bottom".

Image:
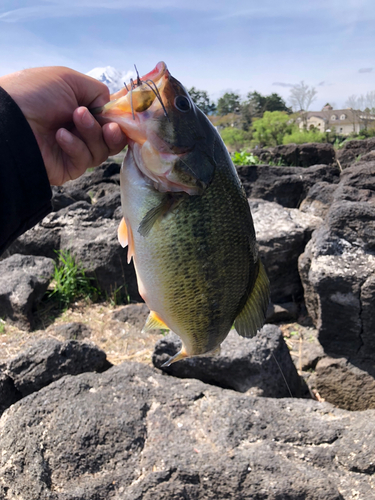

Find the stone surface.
[
  {"left": 253, "top": 143, "right": 336, "bottom": 168},
  {"left": 0, "top": 371, "right": 20, "bottom": 417},
  {"left": 251, "top": 199, "right": 322, "bottom": 303},
  {"left": 53, "top": 322, "right": 92, "bottom": 340},
  {"left": 333, "top": 161, "right": 375, "bottom": 205},
  {"left": 299, "top": 181, "right": 338, "bottom": 218},
  {"left": 0, "top": 254, "right": 55, "bottom": 330},
  {"left": 0, "top": 362, "right": 374, "bottom": 499},
  {"left": 313, "top": 357, "right": 375, "bottom": 411},
  {"left": 110, "top": 303, "right": 149, "bottom": 331},
  {"left": 237, "top": 163, "right": 340, "bottom": 208},
  {"left": 153, "top": 325, "right": 302, "bottom": 397},
  {"left": 51, "top": 186, "right": 91, "bottom": 212},
  {"left": 6, "top": 338, "right": 110, "bottom": 397},
  {"left": 299, "top": 200, "right": 375, "bottom": 363},
  {"left": 336, "top": 137, "right": 375, "bottom": 169}
]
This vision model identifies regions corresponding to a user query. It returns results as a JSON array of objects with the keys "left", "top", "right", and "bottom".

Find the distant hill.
[{"left": 86, "top": 66, "right": 135, "bottom": 94}]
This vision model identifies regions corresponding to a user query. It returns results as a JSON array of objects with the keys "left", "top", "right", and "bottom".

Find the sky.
[{"left": 0, "top": 0, "right": 374, "bottom": 110}]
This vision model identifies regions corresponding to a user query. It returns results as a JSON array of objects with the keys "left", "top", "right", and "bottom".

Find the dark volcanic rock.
[
  {"left": 0, "top": 371, "right": 20, "bottom": 417},
  {"left": 0, "top": 362, "right": 373, "bottom": 499},
  {"left": 0, "top": 254, "right": 55, "bottom": 330},
  {"left": 237, "top": 163, "right": 340, "bottom": 208},
  {"left": 299, "top": 181, "right": 338, "bottom": 218},
  {"left": 6, "top": 198, "right": 141, "bottom": 302},
  {"left": 53, "top": 322, "right": 92, "bottom": 340},
  {"left": 254, "top": 142, "right": 336, "bottom": 168},
  {"left": 313, "top": 357, "right": 375, "bottom": 411},
  {"left": 51, "top": 186, "right": 91, "bottom": 211},
  {"left": 6, "top": 338, "right": 110, "bottom": 397},
  {"left": 299, "top": 202, "right": 375, "bottom": 362},
  {"left": 111, "top": 303, "right": 149, "bottom": 330},
  {"left": 333, "top": 160, "right": 375, "bottom": 205},
  {"left": 251, "top": 199, "right": 322, "bottom": 303},
  {"left": 152, "top": 325, "right": 302, "bottom": 397},
  {"left": 336, "top": 137, "right": 375, "bottom": 169}
]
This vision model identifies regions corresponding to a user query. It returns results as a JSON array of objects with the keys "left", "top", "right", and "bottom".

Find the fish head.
[{"left": 95, "top": 62, "right": 216, "bottom": 195}]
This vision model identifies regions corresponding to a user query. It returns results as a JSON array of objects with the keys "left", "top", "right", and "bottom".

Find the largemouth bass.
[{"left": 95, "top": 62, "right": 269, "bottom": 366}]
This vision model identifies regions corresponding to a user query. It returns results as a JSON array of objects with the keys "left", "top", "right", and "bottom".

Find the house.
[{"left": 298, "top": 104, "right": 375, "bottom": 135}]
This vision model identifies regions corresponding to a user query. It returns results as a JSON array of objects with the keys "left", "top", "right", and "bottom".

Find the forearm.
[{"left": 0, "top": 86, "right": 52, "bottom": 255}]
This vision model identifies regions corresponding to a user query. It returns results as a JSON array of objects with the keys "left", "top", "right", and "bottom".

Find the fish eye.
[{"left": 174, "top": 95, "right": 191, "bottom": 112}]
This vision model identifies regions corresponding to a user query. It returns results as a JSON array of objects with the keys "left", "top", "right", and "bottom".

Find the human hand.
[{"left": 0, "top": 66, "right": 127, "bottom": 185}]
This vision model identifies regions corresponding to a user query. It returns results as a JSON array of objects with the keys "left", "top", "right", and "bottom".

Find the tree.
[
  {"left": 345, "top": 92, "right": 375, "bottom": 130},
  {"left": 217, "top": 92, "right": 241, "bottom": 116},
  {"left": 289, "top": 81, "right": 317, "bottom": 112},
  {"left": 252, "top": 111, "right": 295, "bottom": 147},
  {"left": 241, "top": 91, "right": 291, "bottom": 130},
  {"left": 188, "top": 87, "right": 216, "bottom": 115}
]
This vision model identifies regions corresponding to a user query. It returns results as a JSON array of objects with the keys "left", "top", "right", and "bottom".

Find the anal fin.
[
  {"left": 161, "top": 347, "right": 188, "bottom": 367},
  {"left": 142, "top": 310, "right": 169, "bottom": 333},
  {"left": 234, "top": 259, "right": 270, "bottom": 338}
]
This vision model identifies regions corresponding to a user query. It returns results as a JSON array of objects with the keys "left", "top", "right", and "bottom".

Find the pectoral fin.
[
  {"left": 234, "top": 260, "right": 270, "bottom": 338},
  {"left": 138, "top": 194, "right": 185, "bottom": 237},
  {"left": 142, "top": 310, "right": 169, "bottom": 332}
]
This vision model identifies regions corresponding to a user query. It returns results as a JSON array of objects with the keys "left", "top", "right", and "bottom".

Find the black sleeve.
[{"left": 0, "top": 86, "right": 52, "bottom": 255}]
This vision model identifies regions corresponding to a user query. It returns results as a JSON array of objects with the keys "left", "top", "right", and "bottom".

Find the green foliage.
[
  {"left": 48, "top": 250, "right": 99, "bottom": 308},
  {"left": 220, "top": 127, "right": 252, "bottom": 150},
  {"left": 0, "top": 319, "right": 5, "bottom": 334},
  {"left": 251, "top": 111, "right": 295, "bottom": 147},
  {"left": 231, "top": 150, "right": 259, "bottom": 166},
  {"left": 217, "top": 92, "right": 241, "bottom": 116},
  {"left": 282, "top": 127, "right": 326, "bottom": 145},
  {"left": 188, "top": 87, "right": 216, "bottom": 115}
]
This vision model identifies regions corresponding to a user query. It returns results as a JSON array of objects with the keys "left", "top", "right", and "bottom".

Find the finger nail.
[
  {"left": 59, "top": 128, "right": 74, "bottom": 144},
  {"left": 81, "top": 109, "right": 95, "bottom": 128}
]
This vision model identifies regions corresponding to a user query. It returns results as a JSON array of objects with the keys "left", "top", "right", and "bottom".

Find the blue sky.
[{"left": 0, "top": 0, "right": 374, "bottom": 110}]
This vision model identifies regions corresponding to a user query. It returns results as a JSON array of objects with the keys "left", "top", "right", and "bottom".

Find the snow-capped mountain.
[{"left": 86, "top": 66, "right": 135, "bottom": 94}]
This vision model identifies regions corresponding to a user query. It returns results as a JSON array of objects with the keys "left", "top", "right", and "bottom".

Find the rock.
[
  {"left": 111, "top": 303, "right": 149, "bottom": 330},
  {"left": 237, "top": 163, "right": 340, "bottom": 208},
  {"left": 0, "top": 371, "right": 20, "bottom": 417},
  {"left": 299, "top": 181, "right": 338, "bottom": 218},
  {"left": 152, "top": 325, "right": 302, "bottom": 397},
  {"left": 254, "top": 143, "right": 336, "bottom": 168},
  {"left": 63, "top": 161, "right": 121, "bottom": 192},
  {"left": 313, "top": 357, "right": 375, "bottom": 411},
  {"left": 266, "top": 301, "right": 299, "bottom": 323},
  {"left": 0, "top": 254, "right": 55, "bottom": 330},
  {"left": 0, "top": 362, "right": 373, "bottom": 499},
  {"left": 6, "top": 198, "right": 141, "bottom": 302},
  {"left": 51, "top": 186, "right": 91, "bottom": 212},
  {"left": 336, "top": 137, "right": 375, "bottom": 169},
  {"left": 53, "top": 322, "right": 92, "bottom": 340},
  {"left": 6, "top": 338, "right": 110, "bottom": 397},
  {"left": 333, "top": 160, "right": 375, "bottom": 205},
  {"left": 298, "top": 201, "right": 375, "bottom": 366},
  {"left": 251, "top": 199, "right": 322, "bottom": 303}
]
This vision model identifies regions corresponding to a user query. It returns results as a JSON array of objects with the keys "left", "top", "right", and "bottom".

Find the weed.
[
  {"left": 48, "top": 250, "right": 99, "bottom": 309},
  {"left": 0, "top": 319, "right": 5, "bottom": 334},
  {"left": 268, "top": 158, "right": 289, "bottom": 167},
  {"left": 231, "top": 150, "right": 259, "bottom": 166}
]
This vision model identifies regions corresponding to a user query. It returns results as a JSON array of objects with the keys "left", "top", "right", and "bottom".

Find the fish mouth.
[{"left": 91, "top": 61, "right": 169, "bottom": 116}]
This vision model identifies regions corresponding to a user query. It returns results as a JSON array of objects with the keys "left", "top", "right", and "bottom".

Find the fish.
[{"left": 94, "top": 61, "right": 270, "bottom": 366}]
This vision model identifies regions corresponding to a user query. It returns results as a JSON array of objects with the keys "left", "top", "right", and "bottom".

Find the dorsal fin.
[{"left": 234, "top": 259, "right": 270, "bottom": 338}]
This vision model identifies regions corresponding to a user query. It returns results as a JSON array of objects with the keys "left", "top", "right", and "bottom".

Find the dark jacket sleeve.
[{"left": 0, "top": 86, "right": 52, "bottom": 255}]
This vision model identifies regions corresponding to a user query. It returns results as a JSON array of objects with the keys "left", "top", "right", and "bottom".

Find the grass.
[
  {"left": 0, "top": 319, "right": 5, "bottom": 334},
  {"left": 48, "top": 250, "right": 99, "bottom": 309}
]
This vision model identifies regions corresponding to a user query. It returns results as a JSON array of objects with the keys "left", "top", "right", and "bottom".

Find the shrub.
[
  {"left": 220, "top": 127, "right": 252, "bottom": 150},
  {"left": 282, "top": 128, "right": 326, "bottom": 145}
]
